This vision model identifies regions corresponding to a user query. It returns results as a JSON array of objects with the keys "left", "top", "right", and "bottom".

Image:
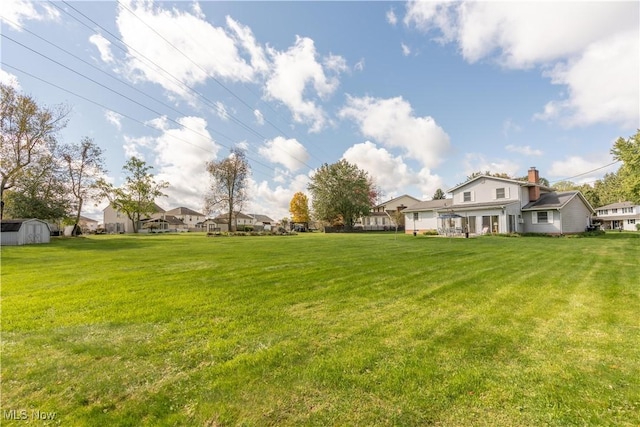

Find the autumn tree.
[
  {"left": 95, "top": 157, "right": 168, "bottom": 233},
  {"left": 0, "top": 84, "right": 69, "bottom": 219},
  {"left": 289, "top": 192, "right": 310, "bottom": 229},
  {"left": 204, "top": 148, "right": 250, "bottom": 232},
  {"left": 611, "top": 130, "right": 640, "bottom": 204},
  {"left": 307, "top": 159, "right": 373, "bottom": 229},
  {"left": 61, "top": 137, "right": 106, "bottom": 235}
]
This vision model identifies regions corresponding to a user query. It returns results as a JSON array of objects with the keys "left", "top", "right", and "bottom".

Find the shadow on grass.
[{"left": 50, "top": 234, "right": 177, "bottom": 250}]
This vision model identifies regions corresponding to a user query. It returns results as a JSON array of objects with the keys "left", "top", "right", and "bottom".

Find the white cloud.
[
  {"left": 0, "top": 69, "right": 21, "bottom": 89},
  {"left": 104, "top": 110, "right": 123, "bottom": 130},
  {"left": 225, "top": 16, "right": 269, "bottom": 74},
  {"left": 339, "top": 95, "right": 450, "bottom": 169},
  {"left": 124, "top": 116, "right": 220, "bottom": 210},
  {"left": 404, "top": 1, "right": 639, "bottom": 128},
  {"left": 386, "top": 8, "right": 398, "bottom": 26},
  {"left": 342, "top": 141, "right": 445, "bottom": 200},
  {"left": 548, "top": 155, "right": 618, "bottom": 184},
  {"left": 505, "top": 144, "right": 543, "bottom": 157},
  {"left": 89, "top": 34, "right": 114, "bottom": 63},
  {"left": 265, "top": 36, "right": 346, "bottom": 133},
  {"left": 259, "top": 136, "right": 310, "bottom": 172},
  {"left": 0, "top": 0, "right": 59, "bottom": 30},
  {"left": 462, "top": 153, "right": 520, "bottom": 179},
  {"left": 502, "top": 118, "right": 522, "bottom": 138},
  {"left": 114, "top": 1, "right": 261, "bottom": 100},
  {"left": 354, "top": 58, "right": 365, "bottom": 72},
  {"left": 254, "top": 109, "right": 264, "bottom": 125},
  {"left": 247, "top": 172, "right": 310, "bottom": 221},
  {"left": 401, "top": 43, "right": 411, "bottom": 56},
  {"left": 214, "top": 101, "right": 229, "bottom": 121}
]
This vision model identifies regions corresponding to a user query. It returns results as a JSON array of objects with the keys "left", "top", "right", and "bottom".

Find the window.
[
  {"left": 629, "top": 219, "right": 636, "bottom": 224},
  {"left": 533, "top": 211, "right": 552, "bottom": 224},
  {"left": 496, "top": 188, "right": 506, "bottom": 199},
  {"left": 612, "top": 209, "right": 618, "bottom": 214},
  {"left": 463, "top": 191, "right": 472, "bottom": 202},
  {"left": 413, "top": 212, "right": 419, "bottom": 221}
]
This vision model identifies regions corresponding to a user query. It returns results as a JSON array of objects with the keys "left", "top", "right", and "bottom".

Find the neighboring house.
[
  {"left": 360, "top": 194, "right": 421, "bottom": 230},
  {"left": 404, "top": 167, "right": 595, "bottom": 235},
  {"left": 164, "top": 207, "right": 206, "bottom": 231},
  {"left": 212, "top": 212, "right": 255, "bottom": 232},
  {"left": 79, "top": 216, "right": 99, "bottom": 233},
  {"left": 249, "top": 214, "right": 274, "bottom": 231},
  {"left": 103, "top": 203, "right": 165, "bottom": 233},
  {"left": 1, "top": 219, "right": 51, "bottom": 246},
  {"left": 142, "top": 214, "right": 188, "bottom": 232},
  {"left": 594, "top": 202, "right": 640, "bottom": 231},
  {"left": 402, "top": 199, "right": 451, "bottom": 234}
]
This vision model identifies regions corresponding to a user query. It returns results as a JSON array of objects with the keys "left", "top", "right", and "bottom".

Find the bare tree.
[
  {"left": 0, "top": 84, "right": 69, "bottom": 219},
  {"left": 61, "top": 137, "right": 107, "bottom": 235},
  {"left": 204, "top": 148, "right": 250, "bottom": 232}
]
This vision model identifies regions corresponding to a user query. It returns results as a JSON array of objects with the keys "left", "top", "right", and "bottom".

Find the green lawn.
[{"left": 1, "top": 232, "right": 639, "bottom": 426}]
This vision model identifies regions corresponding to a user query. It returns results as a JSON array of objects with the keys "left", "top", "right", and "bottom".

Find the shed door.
[{"left": 26, "top": 223, "right": 43, "bottom": 243}]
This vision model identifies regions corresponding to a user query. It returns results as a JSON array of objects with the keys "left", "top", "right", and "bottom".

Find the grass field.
[{"left": 1, "top": 232, "right": 639, "bottom": 426}]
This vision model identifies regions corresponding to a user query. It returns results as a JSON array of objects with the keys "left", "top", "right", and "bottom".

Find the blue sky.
[{"left": 2, "top": 1, "right": 638, "bottom": 221}]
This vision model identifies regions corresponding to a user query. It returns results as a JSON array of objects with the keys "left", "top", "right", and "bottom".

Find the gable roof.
[
  {"left": 447, "top": 174, "right": 554, "bottom": 193},
  {"left": 250, "top": 214, "right": 274, "bottom": 223},
  {"left": 103, "top": 202, "right": 165, "bottom": 213},
  {"left": 402, "top": 199, "right": 450, "bottom": 213},
  {"left": 213, "top": 212, "right": 253, "bottom": 220},
  {"left": 522, "top": 191, "right": 594, "bottom": 213},
  {"left": 1, "top": 219, "right": 51, "bottom": 232},
  {"left": 165, "top": 206, "right": 205, "bottom": 216},
  {"left": 374, "top": 194, "right": 421, "bottom": 209}
]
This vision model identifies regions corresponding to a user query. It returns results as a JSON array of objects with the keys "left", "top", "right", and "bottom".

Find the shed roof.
[{"left": 1, "top": 219, "right": 51, "bottom": 232}]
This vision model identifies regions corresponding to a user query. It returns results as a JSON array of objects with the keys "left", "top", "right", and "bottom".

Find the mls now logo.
[{"left": 3, "top": 409, "right": 28, "bottom": 420}]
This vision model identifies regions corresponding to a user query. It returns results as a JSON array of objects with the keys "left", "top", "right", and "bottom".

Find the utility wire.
[{"left": 549, "top": 160, "right": 620, "bottom": 184}]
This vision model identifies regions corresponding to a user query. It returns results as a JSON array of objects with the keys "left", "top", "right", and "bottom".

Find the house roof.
[
  {"left": 374, "top": 194, "right": 421, "bottom": 210},
  {"left": 143, "top": 215, "right": 185, "bottom": 225},
  {"left": 250, "top": 214, "right": 274, "bottom": 223},
  {"left": 79, "top": 215, "right": 98, "bottom": 223},
  {"left": 402, "top": 199, "right": 450, "bottom": 213},
  {"left": 165, "top": 207, "right": 205, "bottom": 216},
  {"left": 213, "top": 212, "right": 253, "bottom": 220},
  {"left": 594, "top": 201, "right": 637, "bottom": 210},
  {"left": 450, "top": 200, "right": 520, "bottom": 212},
  {"left": 103, "top": 202, "right": 165, "bottom": 213},
  {"left": 447, "top": 174, "right": 554, "bottom": 193},
  {"left": 521, "top": 191, "right": 594, "bottom": 213},
  {"left": 1, "top": 219, "right": 51, "bottom": 232}
]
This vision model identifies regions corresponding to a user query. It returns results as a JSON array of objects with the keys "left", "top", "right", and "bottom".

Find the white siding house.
[
  {"left": 1, "top": 219, "right": 51, "bottom": 246},
  {"left": 594, "top": 202, "right": 640, "bottom": 231},
  {"left": 403, "top": 168, "right": 595, "bottom": 236}
]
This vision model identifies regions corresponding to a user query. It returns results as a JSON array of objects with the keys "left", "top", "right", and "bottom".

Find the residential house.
[
  {"left": 402, "top": 199, "right": 451, "bottom": 234},
  {"left": 360, "top": 194, "right": 421, "bottom": 230},
  {"left": 594, "top": 201, "right": 640, "bottom": 231},
  {"left": 103, "top": 203, "right": 165, "bottom": 233},
  {"left": 79, "top": 215, "right": 99, "bottom": 233},
  {"left": 1, "top": 219, "right": 51, "bottom": 245},
  {"left": 249, "top": 214, "right": 274, "bottom": 231},
  {"left": 404, "top": 167, "right": 595, "bottom": 235},
  {"left": 164, "top": 207, "right": 206, "bottom": 231},
  {"left": 212, "top": 212, "right": 255, "bottom": 232},
  {"left": 142, "top": 214, "right": 188, "bottom": 232}
]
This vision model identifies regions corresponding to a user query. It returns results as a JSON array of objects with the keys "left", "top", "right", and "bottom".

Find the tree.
[
  {"left": 0, "top": 84, "right": 69, "bottom": 219},
  {"left": 95, "top": 157, "right": 168, "bottom": 233},
  {"left": 432, "top": 188, "right": 446, "bottom": 200},
  {"left": 593, "top": 171, "right": 624, "bottom": 206},
  {"left": 289, "top": 192, "right": 310, "bottom": 228},
  {"left": 2, "top": 152, "right": 69, "bottom": 221},
  {"left": 204, "top": 148, "right": 250, "bottom": 232},
  {"left": 61, "top": 137, "right": 106, "bottom": 235},
  {"left": 307, "top": 159, "right": 373, "bottom": 229},
  {"left": 611, "top": 130, "right": 640, "bottom": 204}
]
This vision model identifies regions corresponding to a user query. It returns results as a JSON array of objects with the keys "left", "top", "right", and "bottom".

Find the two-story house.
[
  {"left": 103, "top": 203, "right": 166, "bottom": 233},
  {"left": 164, "top": 207, "right": 206, "bottom": 231},
  {"left": 594, "top": 202, "right": 640, "bottom": 231},
  {"left": 359, "top": 194, "right": 421, "bottom": 231},
  {"left": 404, "top": 167, "right": 595, "bottom": 235}
]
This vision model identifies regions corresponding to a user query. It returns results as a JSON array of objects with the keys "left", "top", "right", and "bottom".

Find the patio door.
[{"left": 467, "top": 216, "right": 476, "bottom": 234}]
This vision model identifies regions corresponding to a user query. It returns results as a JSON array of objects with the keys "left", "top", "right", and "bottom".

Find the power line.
[{"left": 549, "top": 160, "right": 620, "bottom": 184}]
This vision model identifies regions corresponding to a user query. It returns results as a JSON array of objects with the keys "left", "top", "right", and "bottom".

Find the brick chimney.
[{"left": 528, "top": 167, "right": 540, "bottom": 201}]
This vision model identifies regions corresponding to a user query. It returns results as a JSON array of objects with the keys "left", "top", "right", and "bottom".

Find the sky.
[{"left": 1, "top": 0, "right": 638, "bottom": 222}]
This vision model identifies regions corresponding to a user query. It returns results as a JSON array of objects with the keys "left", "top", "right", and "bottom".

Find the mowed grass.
[{"left": 1, "top": 232, "right": 639, "bottom": 426}]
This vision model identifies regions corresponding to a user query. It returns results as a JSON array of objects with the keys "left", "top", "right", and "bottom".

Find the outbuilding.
[{"left": 1, "top": 219, "right": 51, "bottom": 246}]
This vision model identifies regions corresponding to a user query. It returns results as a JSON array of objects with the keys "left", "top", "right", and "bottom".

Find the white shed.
[{"left": 1, "top": 219, "right": 51, "bottom": 246}]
